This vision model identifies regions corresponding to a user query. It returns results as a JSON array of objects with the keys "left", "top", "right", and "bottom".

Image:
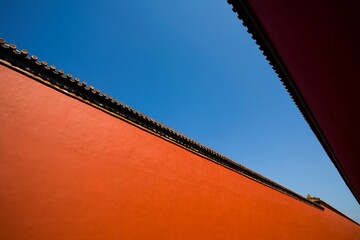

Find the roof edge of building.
[{"left": 226, "top": 0, "right": 359, "bottom": 205}]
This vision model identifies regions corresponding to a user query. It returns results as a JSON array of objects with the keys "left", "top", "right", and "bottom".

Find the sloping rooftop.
[{"left": 227, "top": 0, "right": 360, "bottom": 203}]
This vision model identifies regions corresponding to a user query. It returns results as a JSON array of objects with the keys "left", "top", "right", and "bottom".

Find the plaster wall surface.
[{"left": 0, "top": 64, "right": 359, "bottom": 239}]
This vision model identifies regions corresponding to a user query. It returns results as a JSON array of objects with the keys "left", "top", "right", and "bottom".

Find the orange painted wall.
[{"left": 0, "top": 64, "right": 359, "bottom": 239}]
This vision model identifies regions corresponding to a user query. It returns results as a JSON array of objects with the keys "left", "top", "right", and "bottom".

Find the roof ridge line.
[{"left": 0, "top": 37, "right": 323, "bottom": 210}]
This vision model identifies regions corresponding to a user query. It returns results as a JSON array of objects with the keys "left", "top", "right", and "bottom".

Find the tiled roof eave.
[{"left": 226, "top": 0, "right": 359, "bottom": 205}]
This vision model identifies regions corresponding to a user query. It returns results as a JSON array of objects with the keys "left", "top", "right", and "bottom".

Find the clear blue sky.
[{"left": 2, "top": 0, "right": 359, "bottom": 222}]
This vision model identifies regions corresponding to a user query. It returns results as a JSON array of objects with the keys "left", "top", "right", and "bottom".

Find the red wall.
[{"left": 0, "top": 64, "right": 359, "bottom": 239}]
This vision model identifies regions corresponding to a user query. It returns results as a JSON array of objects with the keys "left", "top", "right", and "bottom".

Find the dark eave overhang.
[
  {"left": 226, "top": 0, "right": 359, "bottom": 204},
  {"left": 0, "top": 37, "right": 323, "bottom": 210}
]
